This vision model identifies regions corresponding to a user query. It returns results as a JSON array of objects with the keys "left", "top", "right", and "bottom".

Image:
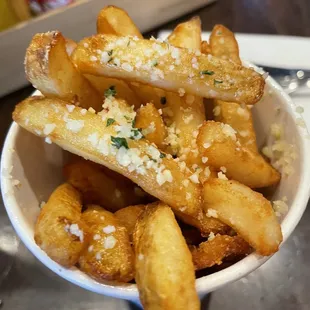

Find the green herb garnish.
[
  {"left": 124, "top": 115, "right": 131, "bottom": 121},
  {"left": 111, "top": 136, "right": 128, "bottom": 149},
  {"left": 160, "top": 97, "right": 167, "bottom": 105},
  {"left": 214, "top": 79, "right": 223, "bottom": 85},
  {"left": 130, "top": 128, "right": 143, "bottom": 140},
  {"left": 107, "top": 50, "right": 113, "bottom": 56},
  {"left": 160, "top": 152, "right": 166, "bottom": 158},
  {"left": 200, "top": 70, "right": 214, "bottom": 75},
  {"left": 104, "top": 86, "right": 117, "bottom": 97},
  {"left": 132, "top": 118, "right": 136, "bottom": 128},
  {"left": 152, "top": 59, "right": 158, "bottom": 67},
  {"left": 106, "top": 118, "right": 115, "bottom": 127}
]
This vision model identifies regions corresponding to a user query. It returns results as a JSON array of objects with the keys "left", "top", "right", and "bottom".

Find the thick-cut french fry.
[
  {"left": 210, "top": 24, "right": 258, "bottom": 152},
  {"left": 34, "top": 183, "right": 88, "bottom": 267},
  {"left": 64, "top": 159, "right": 147, "bottom": 211},
  {"left": 191, "top": 235, "right": 252, "bottom": 270},
  {"left": 165, "top": 18, "right": 206, "bottom": 167},
  {"left": 135, "top": 103, "right": 167, "bottom": 148},
  {"left": 114, "top": 205, "right": 146, "bottom": 238},
  {"left": 71, "top": 34, "right": 265, "bottom": 105},
  {"left": 13, "top": 96, "right": 203, "bottom": 225},
  {"left": 201, "top": 41, "right": 211, "bottom": 54},
  {"left": 97, "top": 6, "right": 143, "bottom": 39},
  {"left": 168, "top": 17, "right": 201, "bottom": 50},
  {"left": 25, "top": 31, "right": 102, "bottom": 111},
  {"left": 197, "top": 121, "right": 280, "bottom": 188},
  {"left": 133, "top": 203, "right": 200, "bottom": 310},
  {"left": 83, "top": 74, "right": 141, "bottom": 109},
  {"left": 79, "top": 205, "right": 135, "bottom": 282},
  {"left": 209, "top": 25, "right": 241, "bottom": 63},
  {"left": 202, "top": 178, "right": 283, "bottom": 255}
]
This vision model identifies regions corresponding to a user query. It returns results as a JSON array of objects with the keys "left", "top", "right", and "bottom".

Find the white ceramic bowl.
[{"left": 1, "top": 72, "right": 310, "bottom": 303}]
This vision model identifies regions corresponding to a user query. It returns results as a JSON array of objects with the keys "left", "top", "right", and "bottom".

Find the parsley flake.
[
  {"left": 214, "top": 79, "right": 223, "bottom": 85},
  {"left": 107, "top": 50, "right": 113, "bottom": 56},
  {"left": 160, "top": 97, "right": 167, "bottom": 105},
  {"left": 152, "top": 60, "right": 158, "bottom": 67},
  {"left": 130, "top": 128, "right": 143, "bottom": 140},
  {"left": 111, "top": 136, "right": 128, "bottom": 149},
  {"left": 104, "top": 86, "right": 117, "bottom": 98},
  {"left": 132, "top": 118, "right": 136, "bottom": 128},
  {"left": 200, "top": 70, "right": 214, "bottom": 75},
  {"left": 160, "top": 152, "right": 166, "bottom": 158},
  {"left": 106, "top": 118, "right": 115, "bottom": 127}
]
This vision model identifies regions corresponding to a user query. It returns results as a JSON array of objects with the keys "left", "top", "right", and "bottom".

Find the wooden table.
[{"left": 1, "top": 1, "right": 310, "bottom": 309}]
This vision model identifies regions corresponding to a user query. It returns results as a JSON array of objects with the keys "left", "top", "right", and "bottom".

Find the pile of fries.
[{"left": 13, "top": 5, "right": 283, "bottom": 309}]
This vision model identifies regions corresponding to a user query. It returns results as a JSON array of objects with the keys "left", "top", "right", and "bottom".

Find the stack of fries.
[{"left": 13, "top": 6, "right": 283, "bottom": 309}]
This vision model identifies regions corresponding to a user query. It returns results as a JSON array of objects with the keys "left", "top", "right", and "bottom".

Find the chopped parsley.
[
  {"left": 107, "top": 50, "right": 113, "bottom": 56},
  {"left": 160, "top": 152, "right": 166, "bottom": 158},
  {"left": 214, "top": 79, "right": 223, "bottom": 85},
  {"left": 152, "top": 60, "right": 158, "bottom": 67},
  {"left": 160, "top": 97, "right": 167, "bottom": 105},
  {"left": 132, "top": 118, "right": 136, "bottom": 127},
  {"left": 124, "top": 115, "right": 131, "bottom": 121},
  {"left": 130, "top": 128, "right": 143, "bottom": 140},
  {"left": 106, "top": 118, "right": 115, "bottom": 127},
  {"left": 104, "top": 86, "right": 117, "bottom": 97},
  {"left": 200, "top": 70, "right": 214, "bottom": 75},
  {"left": 111, "top": 136, "right": 128, "bottom": 149}
]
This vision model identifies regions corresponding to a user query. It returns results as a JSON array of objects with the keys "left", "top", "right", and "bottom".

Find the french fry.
[
  {"left": 201, "top": 41, "right": 211, "bottom": 54},
  {"left": 25, "top": 31, "right": 102, "bottom": 111},
  {"left": 97, "top": 6, "right": 143, "bottom": 39},
  {"left": 191, "top": 235, "right": 252, "bottom": 270},
  {"left": 114, "top": 205, "right": 146, "bottom": 238},
  {"left": 13, "top": 96, "right": 204, "bottom": 225},
  {"left": 210, "top": 25, "right": 258, "bottom": 152},
  {"left": 202, "top": 178, "right": 283, "bottom": 255},
  {"left": 79, "top": 205, "right": 135, "bottom": 282},
  {"left": 133, "top": 203, "right": 200, "bottom": 310},
  {"left": 71, "top": 34, "right": 265, "bottom": 105},
  {"left": 83, "top": 74, "right": 141, "bottom": 109},
  {"left": 135, "top": 103, "right": 167, "bottom": 148},
  {"left": 34, "top": 183, "right": 88, "bottom": 267},
  {"left": 64, "top": 159, "right": 148, "bottom": 212},
  {"left": 197, "top": 121, "right": 280, "bottom": 188}
]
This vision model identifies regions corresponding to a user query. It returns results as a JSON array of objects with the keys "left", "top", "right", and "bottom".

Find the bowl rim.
[{"left": 2, "top": 70, "right": 310, "bottom": 300}]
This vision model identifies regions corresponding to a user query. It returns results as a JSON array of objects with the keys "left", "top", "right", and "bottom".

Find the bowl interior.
[{"left": 1, "top": 76, "right": 310, "bottom": 300}]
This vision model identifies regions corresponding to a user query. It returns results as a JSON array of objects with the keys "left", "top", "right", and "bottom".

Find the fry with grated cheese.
[{"left": 71, "top": 34, "right": 265, "bottom": 105}]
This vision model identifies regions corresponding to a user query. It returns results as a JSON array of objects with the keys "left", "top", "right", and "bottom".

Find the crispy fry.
[
  {"left": 165, "top": 18, "right": 206, "bottom": 168},
  {"left": 168, "top": 17, "right": 201, "bottom": 50},
  {"left": 133, "top": 203, "right": 200, "bottom": 310},
  {"left": 79, "top": 205, "right": 134, "bottom": 282},
  {"left": 97, "top": 6, "right": 143, "bottom": 39},
  {"left": 191, "top": 235, "right": 252, "bottom": 270},
  {"left": 114, "top": 205, "right": 146, "bottom": 238},
  {"left": 210, "top": 25, "right": 258, "bottom": 152},
  {"left": 197, "top": 121, "right": 280, "bottom": 188},
  {"left": 34, "top": 183, "right": 88, "bottom": 267},
  {"left": 209, "top": 25, "right": 241, "bottom": 64},
  {"left": 201, "top": 41, "right": 211, "bottom": 54},
  {"left": 135, "top": 103, "right": 167, "bottom": 148},
  {"left": 202, "top": 178, "right": 283, "bottom": 255},
  {"left": 84, "top": 75, "right": 141, "bottom": 109},
  {"left": 71, "top": 34, "right": 265, "bottom": 105},
  {"left": 25, "top": 31, "right": 102, "bottom": 111},
  {"left": 64, "top": 159, "right": 147, "bottom": 211},
  {"left": 13, "top": 96, "right": 203, "bottom": 225}
]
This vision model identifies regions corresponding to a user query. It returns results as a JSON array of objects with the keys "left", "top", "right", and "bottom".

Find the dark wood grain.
[{"left": 146, "top": 0, "right": 310, "bottom": 36}]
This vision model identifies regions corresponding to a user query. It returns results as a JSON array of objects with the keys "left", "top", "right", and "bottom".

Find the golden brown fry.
[
  {"left": 133, "top": 203, "right": 200, "bottom": 310},
  {"left": 71, "top": 34, "right": 265, "bottom": 105},
  {"left": 114, "top": 205, "right": 146, "bottom": 238},
  {"left": 202, "top": 178, "right": 283, "bottom": 255},
  {"left": 197, "top": 121, "right": 280, "bottom": 188},
  {"left": 209, "top": 25, "right": 241, "bottom": 64},
  {"left": 79, "top": 205, "right": 134, "bottom": 282},
  {"left": 168, "top": 16, "right": 202, "bottom": 50},
  {"left": 201, "top": 41, "right": 211, "bottom": 54},
  {"left": 13, "top": 96, "right": 203, "bottom": 225},
  {"left": 166, "top": 18, "right": 206, "bottom": 168},
  {"left": 135, "top": 103, "right": 167, "bottom": 148},
  {"left": 97, "top": 6, "right": 143, "bottom": 39},
  {"left": 25, "top": 31, "right": 102, "bottom": 111},
  {"left": 63, "top": 159, "right": 147, "bottom": 212},
  {"left": 191, "top": 235, "right": 252, "bottom": 270},
  {"left": 34, "top": 183, "right": 88, "bottom": 267},
  {"left": 210, "top": 24, "right": 258, "bottom": 152}
]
